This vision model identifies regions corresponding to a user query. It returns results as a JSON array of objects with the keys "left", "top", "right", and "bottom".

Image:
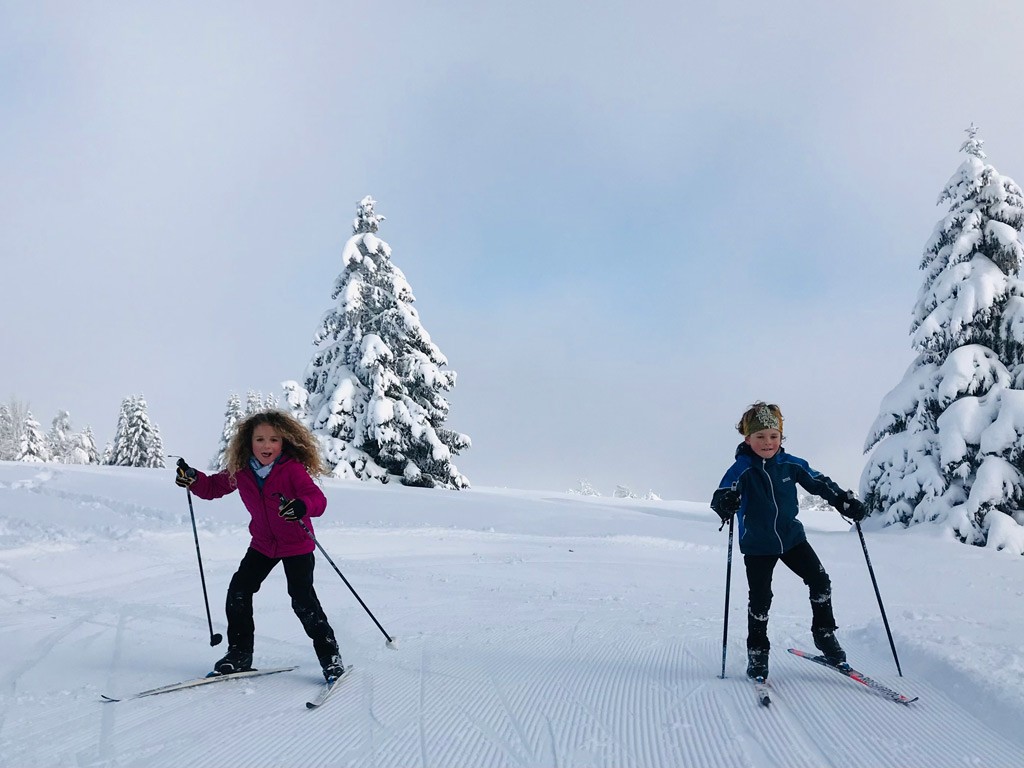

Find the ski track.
[
  {"left": 6, "top": 592, "right": 1024, "bottom": 768},
  {"left": 7, "top": 588, "right": 1024, "bottom": 768},
  {"left": 3, "top": 468, "right": 1024, "bottom": 767}
]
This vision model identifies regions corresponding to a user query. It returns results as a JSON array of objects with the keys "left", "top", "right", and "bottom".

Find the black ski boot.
[
  {"left": 812, "top": 628, "right": 847, "bottom": 666},
  {"left": 319, "top": 653, "right": 345, "bottom": 682},
  {"left": 214, "top": 647, "right": 253, "bottom": 675},
  {"left": 746, "top": 648, "right": 769, "bottom": 680}
]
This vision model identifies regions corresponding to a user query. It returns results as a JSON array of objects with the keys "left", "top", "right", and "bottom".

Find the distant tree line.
[{"left": 0, "top": 395, "right": 163, "bottom": 468}]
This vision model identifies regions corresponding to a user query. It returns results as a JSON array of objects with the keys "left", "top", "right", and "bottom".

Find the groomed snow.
[{"left": 1, "top": 462, "right": 1022, "bottom": 767}]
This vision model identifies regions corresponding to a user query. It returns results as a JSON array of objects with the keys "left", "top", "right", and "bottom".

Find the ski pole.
[
  {"left": 719, "top": 513, "right": 735, "bottom": 679},
  {"left": 855, "top": 520, "right": 902, "bottom": 676},
  {"left": 275, "top": 494, "right": 397, "bottom": 649},
  {"left": 170, "top": 456, "right": 223, "bottom": 647}
]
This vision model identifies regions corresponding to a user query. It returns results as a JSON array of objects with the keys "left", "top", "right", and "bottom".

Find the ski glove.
[
  {"left": 278, "top": 497, "right": 307, "bottom": 522},
  {"left": 837, "top": 494, "right": 866, "bottom": 522},
  {"left": 711, "top": 487, "right": 741, "bottom": 522},
  {"left": 175, "top": 458, "right": 197, "bottom": 489}
]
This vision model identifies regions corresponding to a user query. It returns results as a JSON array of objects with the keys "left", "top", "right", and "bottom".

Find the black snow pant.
[
  {"left": 743, "top": 540, "right": 836, "bottom": 653},
  {"left": 225, "top": 547, "right": 339, "bottom": 662}
]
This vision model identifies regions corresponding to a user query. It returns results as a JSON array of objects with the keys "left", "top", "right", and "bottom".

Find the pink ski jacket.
[{"left": 189, "top": 456, "right": 327, "bottom": 559}]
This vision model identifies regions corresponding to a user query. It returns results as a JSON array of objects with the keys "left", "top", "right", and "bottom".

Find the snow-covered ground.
[{"left": 1, "top": 462, "right": 1022, "bottom": 768}]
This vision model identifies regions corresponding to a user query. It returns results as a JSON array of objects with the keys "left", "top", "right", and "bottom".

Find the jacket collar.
[{"left": 736, "top": 442, "right": 785, "bottom": 463}]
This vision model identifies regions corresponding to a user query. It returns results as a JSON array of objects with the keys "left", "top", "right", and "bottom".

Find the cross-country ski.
[
  {"left": 306, "top": 664, "right": 354, "bottom": 709},
  {"left": 100, "top": 666, "right": 297, "bottom": 702},
  {"left": 752, "top": 676, "right": 771, "bottom": 707},
  {"left": 788, "top": 649, "right": 918, "bottom": 705}
]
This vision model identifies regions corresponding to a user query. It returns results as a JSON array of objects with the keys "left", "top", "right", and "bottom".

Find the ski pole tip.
[{"left": 385, "top": 636, "right": 399, "bottom": 650}]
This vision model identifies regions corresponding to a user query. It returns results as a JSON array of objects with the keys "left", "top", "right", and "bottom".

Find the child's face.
[
  {"left": 252, "top": 424, "right": 284, "bottom": 466},
  {"left": 745, "top": 428, "right": 781, "bottom": 460}
]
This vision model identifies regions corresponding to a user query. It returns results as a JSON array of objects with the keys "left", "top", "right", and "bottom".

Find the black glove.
[
  {"left": 175, "top": 458, "right": 197, "bottom": 488},
  {"left": 711, "top": 487, "right": 741, "bottom": 522},
  {"left": 278, "top": 497, "right": 307, "bottom": 522},
  {"left": 837, "top": 493, "right": 867, "bottom": 522}
]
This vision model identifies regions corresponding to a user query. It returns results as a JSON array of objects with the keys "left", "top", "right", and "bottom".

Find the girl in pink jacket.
[{"left": 175, "top": 410, "right": 343, "bottom": 681}]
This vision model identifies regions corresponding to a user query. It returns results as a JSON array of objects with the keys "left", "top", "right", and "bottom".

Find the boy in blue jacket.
[{"left": 711, "top": 402, "right": 865, "bottom": 681}]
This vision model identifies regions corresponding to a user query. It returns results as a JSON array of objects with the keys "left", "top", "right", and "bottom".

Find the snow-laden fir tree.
[
  {"left": 107, "top": 395, "right": 166, "bottom": 468},
  {"left": 0, "top": 403, "right": 14, "bottom": 460},
  {"left": 17, "top": 411, "right": 51, "bottom": 462},
  {"left": 861, "top": 126, "right": 1024, "bottom": 553},
  {"left": 283, "top": 196, "right": 471, "bottom": 488},
  {"left": 569, "top": 480, "right": 601, "bottom": 497},
  {"left": 0, "top": 398, "right": 29, "bottom": 460},
  {"left": 47, "top": 410, "right": 73, "bottom": 463},
  {"left": 245, "top": 390, "right": 264, "bottom": 415},
  {"left": 210, "top": 393, "right": 245, "bottom": 470},
  {"left": 67, "top": 426, "right": 100, "bottom": 465}
]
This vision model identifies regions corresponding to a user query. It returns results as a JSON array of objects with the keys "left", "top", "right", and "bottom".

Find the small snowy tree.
[
  {"left": 0, "top": 404, "right": 14, "bottom": 460},
  {"left": 862, "top": 126, "right": 1024, "bottom": 553},
  {"left": 569, "top": 479, "right": 601, "bottom": 497},
  {"left": 47, "top": 410, "right": 74, "bottom": 463},
  {"left": 284, "top": 195, "right": 471, "bottom": 488},
  {"left": 245, "top": 390, "right": 264, "bottom": 415},
  {"left": 67, "top": 426, "right": 100, "bottom": 465},
  {"left": 0, "top": 398, "right": 29, "bottom": 460},
  {"left": 211, "top": 393, "right": 245, "bottom": 470},
  {"left": 17, "top": 411, "right": 51, "bottom": 462},
  {"left": 107, "top": 395, "right": 166, "bottom": 468}
]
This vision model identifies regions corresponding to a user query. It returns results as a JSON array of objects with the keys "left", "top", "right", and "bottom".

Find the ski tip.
[{"left": 100, "top": 695, "right": 120, "bottom": 703}]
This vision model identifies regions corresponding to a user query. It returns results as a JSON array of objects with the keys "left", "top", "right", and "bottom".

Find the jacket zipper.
[
  {"left": 259, "top": 485, "right": 279, "bottom": 559},
  {"left": 762, "top": 458, "right": 784, "bottom": 553}
]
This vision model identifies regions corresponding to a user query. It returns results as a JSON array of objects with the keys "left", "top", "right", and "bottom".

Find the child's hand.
[
  {"left": 175, "top": 458, "right": 197, "bottom": 488},
  {"left": 278, "top": 497, "right": 307, "bottom": 522},
  {"left": 711, "top": 487, "right": 741, "bottom": 521},
  {"left": 838, "top": 495, "right": 867, "bottom": 522}
]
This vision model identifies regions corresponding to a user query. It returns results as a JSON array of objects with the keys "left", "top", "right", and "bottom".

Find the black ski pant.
[
  {"left": 225, "top": 547, "right": 339, "bottom": 662},
  {"left": 743, "top": 540, "right": 836, "bottom": 653}
]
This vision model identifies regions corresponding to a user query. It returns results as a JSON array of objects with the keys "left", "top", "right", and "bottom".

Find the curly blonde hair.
[{"left": 224, "top": 410, "right": 326, "bottom": 479}]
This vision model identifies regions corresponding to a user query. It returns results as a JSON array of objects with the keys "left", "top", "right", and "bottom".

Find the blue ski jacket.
[{"left": 712, "top": 443, "right": 846, "bottom": 556}]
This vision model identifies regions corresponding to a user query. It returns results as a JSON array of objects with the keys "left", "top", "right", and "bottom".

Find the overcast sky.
[{"left": 4, "top": 1, "right": 1024, "bottom": 500}]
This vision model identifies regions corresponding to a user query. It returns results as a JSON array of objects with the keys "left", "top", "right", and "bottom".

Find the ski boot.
[
  {"left": 746, "top": 648, "right": 769, "bottom": 680},
  {"left": 319, "top": 653, "right": 345, "bottom": 682},
  {"left": 812, "top": 628, "right": 847, "bottom": 666},
  {"left": 213, "top": 647, "right": 253, "bottom": 675}
]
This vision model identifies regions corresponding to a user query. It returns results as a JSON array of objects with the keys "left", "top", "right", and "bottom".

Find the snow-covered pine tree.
[
  {"left": 17, "top": 411, "right": 51, "bottom": 462},
  {"left": 107, "top": 399, "right": 129, "bottom": 464},
  {"left": 211, "top": 393, "right": 245, "bottom": 470},
  {"left": 48, "top": 410, "right": 73, "bottom": 463},
  {"left": 67, "top": 426, "right": 100, "bottom": 465},
  {"left": 862, "top": 126, "right": 1024, "bottom": 553},
  {"left": 569, "top": 480, "right": 601, "bottom": 496},
  {"left": 245, "top": 390, "right": 264, "bottom": 414},
  {"left": 1, "top": 398, "right": 29, "bottom": 460},
  {"left": 283, "top": 195, "right": 471, "bottom": 488},
  {"left": 0, "top": 403, "right": 14, "bottom": 460},
  {"left": 107, "top": 395, "right": 166, "bottom": 468}
]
